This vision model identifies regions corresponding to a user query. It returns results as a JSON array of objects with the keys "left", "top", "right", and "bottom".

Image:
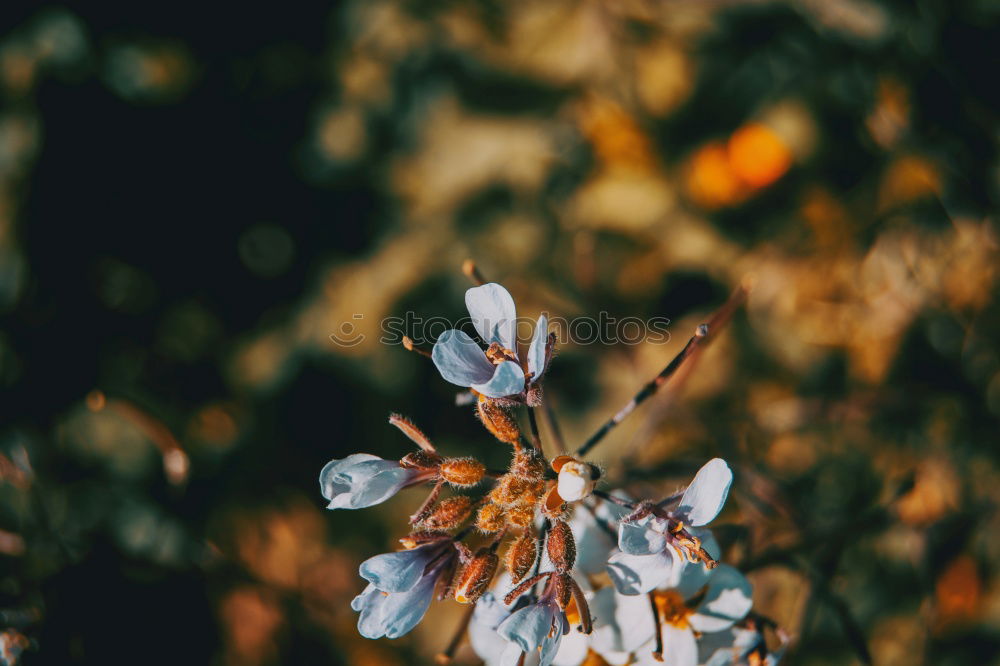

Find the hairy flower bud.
[
  {"left": 439, "top": 457, "right": 486, "bottom": 487},
  {"left": 546, "top": 520, "right": 576, "bottom": 571},
  {"left": 476, "top": 398, "right": 521, "bottom": 445},
  {"left": 454, "top": 549, "right": 499, "bottom": 604},
  {"left": 505, "top": 533, "right": 537, "bottom": 584},
  {"left": 420, "top": 496, "right": 473, "bottom": 530},
  {"left": 475, "top": 503, "right": 505, "bottom": 533},
  {"left": 506, "top": 504, "right": 536, "bottom": 529},
  {"left": 510, "top": 448, "right": 546, "bottom": 480},
  {"left": 553, "top": 572, "right": 573, "bottom": 610},
  {"left": 490, "top": 475, "right": 545, "bottom": 507},
  {"left": 400, "top": 450, "right": 443, "bottom": 469}
]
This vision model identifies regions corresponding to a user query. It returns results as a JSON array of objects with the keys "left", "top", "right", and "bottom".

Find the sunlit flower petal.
[
  {"left": 466, "top": 283, "right": 518, "bottom": 351},
  {"left": 527, "top": 314, "right": 549, "bottom": 382},
  {"left": 687, "top": 564, "right": 753, "bottom": 634},
  {"left": 432, "top": 329, "right": 496, "bottom": 387},
  {"left": 677, "top": 458, "right": 732, "bottom": 526},
  {"left": 606, "top": 548, "right": 681, "bottom": 595},
  {"left": 698, "top": 627, "right": 763, "bottom": 666},
  {"left": 319, "top": 454, "right": 421, "bottom": 509},
  {"left": 359, "top": 542, "right": 443, "bottom": 593},
  {"left": 618, "top": 516, "right": 667, "bottom": 556}
]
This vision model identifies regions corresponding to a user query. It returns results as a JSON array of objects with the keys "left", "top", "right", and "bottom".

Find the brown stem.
[
  {"left": 649, "top": 592, "right": 665, "bottom": 662},
  {"left": 526, "top": 407, "right": 543, "bottom": 454},
  {"left": 504, "top": 572, "right": 551, "bottom": 605},
  {"left": 402, "top": 336, "right": 434, "bottom": 359},
  {"left": 462, "top": 259, "right": 486, "bottom": 286},
  {"left": 410, "top": 479, "right": 445, "bottom": 524},
  {"left": 574, "top": 284, "right": 748, "bottom": 458}
]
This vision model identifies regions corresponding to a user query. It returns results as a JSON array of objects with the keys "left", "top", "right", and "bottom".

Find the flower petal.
[
  {"left": 466, "top": 283, "right": 518, "bottom": 351},
  {"left": 699, "top": 627, "right": 762, "bottom": 666},
  {"left": 379, "top": 569, "right": 439, "bottom": 639},
  {"left": 359, "top": 542, "right": 440, "bottom": 593},
  {"left": 527, "top": 314, "right": 548, "bottom": 382},
  {"left": 660, "top": 625, "right": 698, "bottom": 666},
  {"left": 498, "top": 603, "right": 557, "bottom": 655},
  {"left": 618, "top": 517, "right": 667, "bottom": 556},
  {"left": 320, "top": 453, "right": 380, "bottom": 499},
  {"left": 688, "top": 564, "right": 753, "bottom": 634},
  {"left": 321, "top": 455, "right": 419, "bottom": 510},
  {"left": 589, "top": 587, "right": 657, "bottom": 655},
  {"left": 472, "top": 360, "right": 526, "bottom": 398},
  {"left": 606, "top": 549, "right": 679, "bottom": 595},
  {"left": 677, "top": 458, "right": 732, "bottom": 526},
  {"left": 433, "top": 329, "right": 495, "bottom": 387}
]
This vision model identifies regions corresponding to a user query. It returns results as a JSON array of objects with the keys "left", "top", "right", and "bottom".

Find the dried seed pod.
[
  {"left": 475, "top": 503, "right": 505, "bottom": 533},
  {"left": 454, "top": 549, "right": 499, "bottom": 604},
  {"left": 439, "top": 457, "right": 486, "bottom": 487},
  {"left": 546, "top": 520, "right": 576, "bottom": 571},
  {"left": 542, "top": 485, "right": 568, "bottom": 519},
  {"left": 420, "top": 496, "right": 474, "bottom": 530},
  {"left": 476, "top": 397, "right": 521, "bottom": 445},
  {"left": 400, "top": 450, "right": 443, "bottom": 469},
  {"left": 510, "top": 448, "right": 546, "bottom": 480},
  {"left": 505, "top": 532, "right": 537, "bottom": 584},
  {"left": 506, "top": 504, "right": 536, "bottom": 529},
  {"left": 552, "top": 572, "right": 573, "bottom": 610}
]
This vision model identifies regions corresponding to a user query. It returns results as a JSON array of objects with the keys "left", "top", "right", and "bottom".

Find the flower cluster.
[{"left": 320, "top": 273, "right": 786, "bottom": 665}]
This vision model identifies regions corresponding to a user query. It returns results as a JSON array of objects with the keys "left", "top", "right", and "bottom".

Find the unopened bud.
[
  {"left": 546, "top": 520, "right": 576, "bottom": 571},
  {"left": 506, "top": 504, "right": 536, "bottom": 529},
  {"left": 475, "top": 503, "right": 505, "bottom": 533},
  {"left": 421, "top": 496, "right": 474, "bottom": 530},
  {"left": 490, "top": 475, "right": 544, "bottom": 507},
  {"left": 439, "top": 457, "right": 486, "bottom": 487},
  {"left": 400, "top": 450, "right": 443, "bottom": 469},
  {"left": 505, "top": 533, "right": 537, "bottom": 584},
  {"left": 553, "top": 572, "right": 573, "bottom": 610},
  {"left": 476, "top": 398, "right": 521, "bottom": 445},
  {"left": 399, "top": 530, "right": 448, "bottom": 549},
  {"left": 454, "top": 550, "right": 499, "bottom": 604},
  {"left": 554, "top": 458, "right": 599, "bottom": 502},
  {"left": 510, "top": 448, "right": 546, "bottom": 480}
]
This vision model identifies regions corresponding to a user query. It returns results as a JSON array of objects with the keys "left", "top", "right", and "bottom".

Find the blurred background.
[{"left": 0, "top": 1, "right": 998, "bottom": 664}]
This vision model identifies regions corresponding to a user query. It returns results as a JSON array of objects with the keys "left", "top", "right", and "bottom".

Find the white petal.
[
  {"left": 606, "top": 550, "right": 676, "bottom": 595},
  {"left": 527, "top": 314, "right": 548, "bottom": 382},
  {"left": 618, "top": 518, "right": 667, "bottom": 556},
  {"left": 432, "top": 329, "right": 495, "bottom": 387},
  {"left": 688, "top": 564, "right": 753, "bottom": 633},
  {"left": 678, "top": 458, "right": 732, "bottom": 526},
  {"left": 552, "top": 628, "right": 589, "bottom": 666},
  {"left": 472, "top": 360, "right": 526, "bottom": 398},
  {"left": 659, "top": 625, "right": 698, "bottom": 666},
  {"left": 466, "top": 283, "right": 518, "bottom": 351},
  {"left": 557, "top": 462, "right": 595, "bottom": 502}
]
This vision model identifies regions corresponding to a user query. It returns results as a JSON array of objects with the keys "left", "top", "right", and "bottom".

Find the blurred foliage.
[{"left": 0, "top": 1, "right": 998, "bottom": 664}]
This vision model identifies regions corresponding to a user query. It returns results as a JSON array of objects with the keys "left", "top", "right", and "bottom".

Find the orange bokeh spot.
[
  {"left": 728, "top": 123, "right": 792, "bottom": 188},
  {"left": 686, "top": 141, "right": 745, "bottom": 209}
]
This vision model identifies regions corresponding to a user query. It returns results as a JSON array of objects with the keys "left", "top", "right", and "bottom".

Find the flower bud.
[
  {"left": 490, "top": 475, "right": 545, "bottom": 507},
  {"left": 475, "top": 503, "right": 505, "bottom": 533},
  {"left": 555, "top": 458, "right": 599, "bottom": 502},
  {"left": 398, "top": 530, "right": 449, "bottom": 549},
  {"left": 400, "top": 450, "right": 443, "bottom": 469},
  {"left": 439, "top": 457, "right": 486, "bottom": 487},
  {"left": 506, "top": 504, "right": 536, "bottom": 529},
  {"left": 420, "top": 496, "right": 473, "bottom": 530},
  {"left": 454, "top": 550, "right": 499, "bottom": 604},
  {"left": 476, "top": 398, "right": 521, "bottom": 445},
  {"left": 505, "top": 532, "right": 537, "bottom": 584},
  {"left": 510, "top": 448, "right": 546, "bottom": 480},
  {"left": 553, "top": 572, "right": 573, "bottom": 610},
  {"left": 546, "top": 520, "right": 576, "bottom": 571}
]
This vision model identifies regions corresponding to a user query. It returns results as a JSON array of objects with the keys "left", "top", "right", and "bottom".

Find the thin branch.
[
  {"left": 526, "top": 407, "right": 543, "bottom": 454},
  {"left": 462, "top": 259, "right": 487, "bottom": 286},
  {"left": 435, "top": 602, "right": 476, "bottom": 664},
  {"left": 592, "top": 489, "right": 636, "bottom": 510},
  {"left": 574, "top": 284, "right": 748, "bottom": 458}
]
